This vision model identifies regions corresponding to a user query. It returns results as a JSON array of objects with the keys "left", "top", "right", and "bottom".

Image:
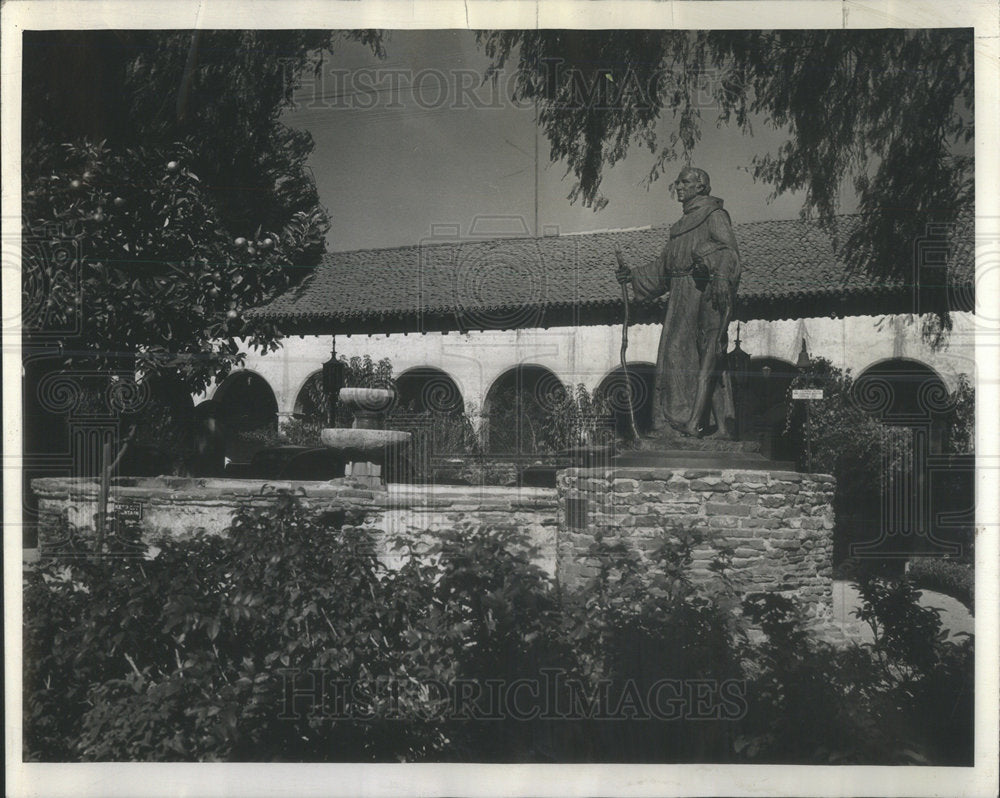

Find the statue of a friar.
[{"left": 616, "top": 167, "right": 741, "bottom": 440}]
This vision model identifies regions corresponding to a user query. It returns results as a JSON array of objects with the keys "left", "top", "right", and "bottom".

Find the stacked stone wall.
[{"left": 557, "top": 467, "right": 835, "bottom": 621}]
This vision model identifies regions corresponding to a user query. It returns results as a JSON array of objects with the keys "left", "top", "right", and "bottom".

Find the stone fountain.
[{"left": 320, "top": 387, "right": 411, "bottom": 488}]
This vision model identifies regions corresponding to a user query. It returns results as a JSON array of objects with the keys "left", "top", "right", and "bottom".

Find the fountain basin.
[
  {"left": 321, "top": 427, "right": 411, "bottom": 488},
  {"left": 338, "top": 387, "right": 394, "bottom": 413},
  {"left": 320, "top": 428, "right": 411, "bottom": 459}
]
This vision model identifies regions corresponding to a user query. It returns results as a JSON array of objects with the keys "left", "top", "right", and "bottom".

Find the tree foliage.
[
  {"left": 22, "top": 30, "right": 383, "bottom": 391},
  {"left": 23, "top": 140, "right": 292, "bottom": 391},
  {"left": 478, "top": 29, "right": 973, "bottom": 320},
  {"left": 784, "top": 357, "right": 975, "bottom": 565}
]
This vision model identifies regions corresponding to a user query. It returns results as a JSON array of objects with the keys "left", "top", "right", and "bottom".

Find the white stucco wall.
[{"left": 199, "top": 311, "right": 977, "bottom": 418}]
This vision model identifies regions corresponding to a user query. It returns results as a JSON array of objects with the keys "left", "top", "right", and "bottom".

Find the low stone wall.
[
  {"left": 31, "top": 477, "right": 559, "bottom": 572},
  {"left": 556, "top": 467, "right": 835, "bottom": 622},
  {"left": 32, "top": 468, "right": 834, "bottom": 620}
]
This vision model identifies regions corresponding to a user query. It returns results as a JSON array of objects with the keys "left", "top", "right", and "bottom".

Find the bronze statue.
[{"left": 616, "top": 167, "right": 741, "bottom": 440}]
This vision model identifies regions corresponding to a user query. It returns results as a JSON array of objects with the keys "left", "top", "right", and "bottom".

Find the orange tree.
[
  {"left": 20, "top": 32, "right": 386, "bottom": 506},
  {"left": 22, "top": 139, "right": 295, "bottom": 390},
  {"left": 22, "top": 30, "right": 383, "bottom": 391}
]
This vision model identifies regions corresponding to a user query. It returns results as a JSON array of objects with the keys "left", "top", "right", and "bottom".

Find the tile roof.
[{"left": 251, "top": 216, "right": 974, "bottom": 334}]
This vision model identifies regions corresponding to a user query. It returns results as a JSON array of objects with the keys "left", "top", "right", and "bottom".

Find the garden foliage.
[
  {"left": 25, "top": 494, "right": 972, "bottom": 764},
  {"left": 784, "top": 358, "right": 975, "bottom": 565}
]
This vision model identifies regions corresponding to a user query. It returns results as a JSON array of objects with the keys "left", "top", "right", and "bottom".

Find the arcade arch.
[
  {"left": 292, "top": 370, "right": 325, "bottom": 420},
  {"left": 394, "top": 367, "right": 465, "bottom": 415},
  {"left": 483, "top": 364, "right": 567, "bottom": 454},
  {"left": 211, "top": 370, "right": 279, "bottom": 463},
  {"left": 596, "top": 362, "right": 657, "bottom": 437},
  {"left": 853, "top": 358, "right": 953, "bottom": 452}
]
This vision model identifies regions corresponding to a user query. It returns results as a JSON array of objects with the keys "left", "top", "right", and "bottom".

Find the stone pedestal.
[
  {"left": 556, "top": 466, "right": 835, "bottom": 623},
  {"left": 344, "top": 460, "right": 382, "bottom": 490}
]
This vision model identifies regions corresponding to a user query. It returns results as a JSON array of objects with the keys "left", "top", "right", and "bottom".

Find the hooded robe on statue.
[{"left": 629, "top": 194, "right": 741, "bottom": 438}]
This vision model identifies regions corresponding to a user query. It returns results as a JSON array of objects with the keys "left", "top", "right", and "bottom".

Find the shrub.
[
  {"left": 737, "top": 593, "right": 884, "bottom": 762},
  {"left": 944, "top": 374, "right": 974, "bottom": 454},
  {"left": 236, "top": 417, "right": 325, "bottom": 450},
  {"left": 737, "top": 577, "right": 974, "bottom": 765},
  {"left": 486, "top": 383, "right": 612, "bottom": 455},
  {"left": 23, "top": 496, "right": 974, "bottom": 764},
  {"left": 784, "top": 359, "right": 976, "bottom": 566},
  {"left": 24, "top": 491, "right": 450, "bottom": 761},
  {"left": 554, "top": 529, "right": 746, "bottom": 762}
]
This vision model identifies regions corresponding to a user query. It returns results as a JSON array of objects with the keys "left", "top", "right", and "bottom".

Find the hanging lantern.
[
  {"left": 729, "top": 323, "right": 753, "bottom": 440},
  {"left": 796, "top": 338, "right": 812, "bottom": 371},
  {"left": 322, "top": 336, "right": 346, "bottom": 427},
  {"left": 730, "top": 323, "right": 752, "bottom": 381}
]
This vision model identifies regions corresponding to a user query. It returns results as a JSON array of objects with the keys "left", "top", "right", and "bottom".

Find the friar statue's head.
[{"left": 673, "top": 167, "right": 712, "bottom": 203}]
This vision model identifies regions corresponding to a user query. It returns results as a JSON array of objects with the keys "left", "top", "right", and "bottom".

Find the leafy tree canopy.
[
  {"left": 478, "top": 29, "right": 973, "bottom": 326},
  {"left": 22, "top": 30, "right": 383, "bottom": 392}
]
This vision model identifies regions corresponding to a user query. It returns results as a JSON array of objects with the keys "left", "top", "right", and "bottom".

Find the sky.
[{"left": 284, "top": 30, "right": 857, "bottom": 253}]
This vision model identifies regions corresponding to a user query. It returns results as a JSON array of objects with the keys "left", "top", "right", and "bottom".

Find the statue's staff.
[{"left": 613, "top": 248, "right": 641, "bottom": 442}]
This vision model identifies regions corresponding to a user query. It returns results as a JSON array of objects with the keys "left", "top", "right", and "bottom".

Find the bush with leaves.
[
  {"left": 784, "top": 358, "right": 902, "bottom": 489},
  {"left": 554, "top": 529, "right": 746, "bottom": 762},
  {"left": 943, "top": 373, "right": 975, "bottom": 454},
  {"left": 784, "top": 358, "right": 912, "bottom": 564},
  {"left": 784, "top": 358, "right": 975, "bottom": 564},
  {"left": 24, "top": 492, "right": 449, "bottom": 761},
  {"left": 738, "top": 576, "right": 973, "bottom": 765},
  {"left": 391, "top": 524, "right": 573, "bottom": 761},
  {"left": 737, "top": 593, "right": 881, "bottom": 763},
  {"left": 24, "top": 495, "right": 973, "bottom": 764},
  {"left": 487, "top": 383, "right": 613, "bottom": 455}
]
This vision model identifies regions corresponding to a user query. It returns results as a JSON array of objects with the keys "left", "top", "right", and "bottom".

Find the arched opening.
[
  {"left": 484, "top": 365, "right": 567, "bottom": 454},
  {"left": 389, "top": 367, "right": 472, "bottom": 476},
  {"left": 213, "top": 371, "right": 279, "bottom": 464},
  {"left": 853, "top": 359, "right": 952, "bottom": 450},
  {"left": 394, "top": 367, "right": 465, "bottom": 415},
  {"left": 738, "top": 357, "right": 799, "bottom": 461},
  {"left": 849, "top": 358, "right": 966, "bottom": 560},
  {"left": 293, "top": 371, "right": 325, "bottom": 422},
  {"left": 596, "top": 363, "right": 656, "bottom": 437}
]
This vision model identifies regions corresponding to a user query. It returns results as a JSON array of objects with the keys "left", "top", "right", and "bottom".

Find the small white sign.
[{"left": 792, "top": 388, "right": 824, "bottom": 400}]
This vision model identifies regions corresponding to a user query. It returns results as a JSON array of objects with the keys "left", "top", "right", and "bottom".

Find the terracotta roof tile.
[{"left": 252, "top": 216, "right": 973, "bottom": 331}]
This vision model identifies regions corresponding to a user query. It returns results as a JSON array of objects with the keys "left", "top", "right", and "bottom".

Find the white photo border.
[{"left": 3, "top": 1, "right": 997, "bottom": 796}]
